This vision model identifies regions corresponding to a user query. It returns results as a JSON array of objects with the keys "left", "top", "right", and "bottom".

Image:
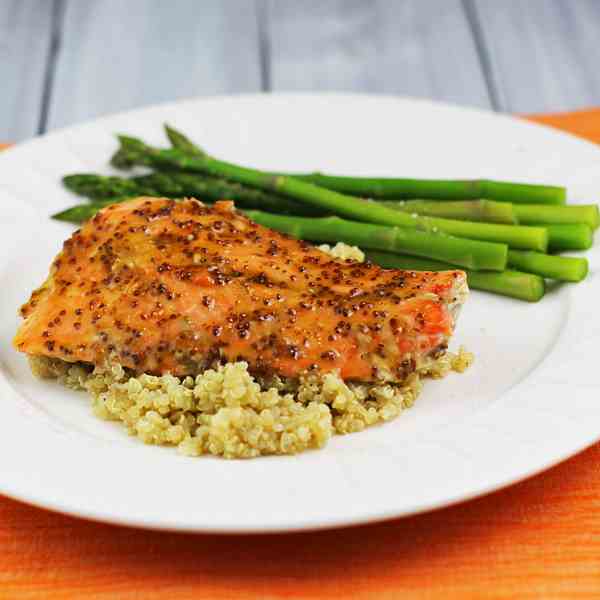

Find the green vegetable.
[
  {"left": 366, "top": 251, "right": 545, "bottom": 302},
  {"left": 276, "top": 172, "right": 566, "bottom": 205},
  {"left": 382, "top": 199, "right": 517, "bottom": 224},
  {"left": 243, "top": 210, "right": 507, "bottom": 271},
  {"left": 507, "top": 250, "right": 588, "bottom": 283},
  {"left": 514, "top": 204, "right": 599, "bottom": 230},
  {"left": 159, "top": 127, "right": 566, "bottom": 208},
  {"left": 386, "top": 199, "right": 600, "bottom": 234},
  {"left": 137, "top": 172, "right": 320, "bottom": 215},
  {"left": 164, "top": 124, "right": 205, "bottom": 155},
  {"left": 63, "top": 174, "right": 157, "bottom": 199},
  {"left": 63, "top": 171, "right": 318, "bottom": 215},
  {"left": 544, "top": 223, "right": 593, "bottom": 251},
  {"left": 52, "top": 200, "right": 116, "bottom": 223},
  {"left": 394, "top": 215, "right": 547, "bottom": 251},
  {"left": 110, "top": 136, "right": 548, "bottom": 251}
]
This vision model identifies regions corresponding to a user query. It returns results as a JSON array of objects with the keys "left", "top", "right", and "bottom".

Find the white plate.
[{"left": 0, "top": 94, "right": 599, "bottom": 533}]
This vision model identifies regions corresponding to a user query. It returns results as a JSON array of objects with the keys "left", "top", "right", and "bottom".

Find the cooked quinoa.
[{"left": 27, "top": 243, "right": 472, "bottom": 459}]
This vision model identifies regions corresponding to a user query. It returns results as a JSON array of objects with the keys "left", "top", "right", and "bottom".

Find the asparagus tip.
[
  {"left": 163, "top": 123, "right": 206, "bottom": 157},
  {"left": 110, "top": 135, "right": 149, "bottom": 169},
  {"left": 50, "top": 209, "right": 76, "bottom": 222}
]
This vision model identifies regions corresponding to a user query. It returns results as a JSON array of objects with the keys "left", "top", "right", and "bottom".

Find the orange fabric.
[
  {"left": 2, "top": 111, "right": 600, "bottom": 598},
  {"left": 526, "top": 107, "right": 600, "bottom": 142}
]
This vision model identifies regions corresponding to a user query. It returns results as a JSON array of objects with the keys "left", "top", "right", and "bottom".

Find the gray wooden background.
[{"left": 2, "top": 0, "right": 600, "bottom": 142}]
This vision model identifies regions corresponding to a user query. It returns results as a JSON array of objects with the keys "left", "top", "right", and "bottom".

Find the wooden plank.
[
  {"left": 467, "top": 0, "right": 600, "bottom": 113},
  {"left": 0, "top": 1, "right": 56, "bottom": 141},
  {"left": 46, "top": 0, "right": 262, "bottom": 130},
  {"left": 265, "top": 0, "right": 492, "bottom": 109}
]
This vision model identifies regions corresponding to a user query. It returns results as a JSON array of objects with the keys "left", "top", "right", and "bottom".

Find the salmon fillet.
[{"left": 14, "top": 197, "right": 468, "bottom": 383}]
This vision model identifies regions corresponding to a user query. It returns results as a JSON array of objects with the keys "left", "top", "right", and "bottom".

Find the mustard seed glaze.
[{"left": 14, "top": 197, "right": 467, "bottom": 382}]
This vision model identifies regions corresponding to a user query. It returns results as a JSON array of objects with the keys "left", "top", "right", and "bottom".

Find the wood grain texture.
[
  {"left": 0, "top": 1, "right": 56, "bottom": 141},
  {"left": 1, "top": 112, "right": 600, "bottom": 599},
  {"left": 467, "top": 0, "right": 600, "bottom": 113},
  {"left": 6, "top": 0, "right": 600, "bottom": 141},
  {"left": 265, "top": 0, "right": 492, "bottom": 109},
  {"left": 46, "top": 0, "right": 262, "bottom": 130}
]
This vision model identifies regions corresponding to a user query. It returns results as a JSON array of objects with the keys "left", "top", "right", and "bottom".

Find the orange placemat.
[{"left": 1, "top": 111, "right": 600, "bottom": 599}]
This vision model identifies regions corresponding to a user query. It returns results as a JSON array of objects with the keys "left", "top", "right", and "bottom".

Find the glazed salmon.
[{"left": 14, "top": 197, "right": 468, "bottom": 382}]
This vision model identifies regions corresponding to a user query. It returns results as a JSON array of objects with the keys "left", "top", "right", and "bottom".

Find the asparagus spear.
[
  {"left": 243, "top": 210, "right": 507, "bottom": 271},
  {"left": 513, "top": 204, "right": 599, "bottom": 230},
  {"left": 52, "top": 200, "right": 116, "bottom": 222},
  {"left": 63, "top": 174, "right": 158, "bottom": 199},
  {"left": 422, "top": 218, "right": 547, "bottom": 251},
  {"left": 276, "top": 172, "right": 566, "bottom": 205},
  {"left": 159, "top": 127, "right": 565, "bottom": 208},
  {"left": 138, "top": 172, "right": 322, "bottom": 215},
  {"left": 110, "top": 136, "right": 548, "bottom": 251},
  {"left": 164, "top": 118, "right": 597, "bottom": 259},
  {"left": 544, "top": 224, "right": 593, "bottom": 251},
  {"left": 365, "top": 251, "right": 545, "bottom": 302},
  {"left": 164, "top": 124, "right": 204, "bottom": 155},
  {"left": 63, "top": 172, "right": 320, "bottom": 215},
  {"left": 336, "top": 235, "right": 586, "bottom": 286},
  {"left": 381, "top": 199, "right": 517, "bottom": 224},
  {"left": 64, "top": 170, "right": 586, "bottom": 254},
  {"left": 387, "top": 199, "right": 600, "bottom": 231},
  {"left": 508, "top": 250, "right": 588, "bottom": 283}
]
